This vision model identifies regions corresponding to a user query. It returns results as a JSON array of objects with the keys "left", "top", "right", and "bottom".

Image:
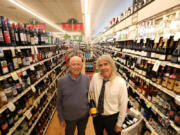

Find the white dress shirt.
[{"left": 89, "top": 73, "right": 128, "bottom": 127}]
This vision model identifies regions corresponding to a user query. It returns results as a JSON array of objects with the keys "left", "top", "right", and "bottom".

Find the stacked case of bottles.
[{"left": 0, "top": 16, "right": 72, "bottom": 135}]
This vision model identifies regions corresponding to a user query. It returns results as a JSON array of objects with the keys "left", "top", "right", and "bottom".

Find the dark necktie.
[{"left": 98, "top": 80, "right": 108, "bottom": 114}]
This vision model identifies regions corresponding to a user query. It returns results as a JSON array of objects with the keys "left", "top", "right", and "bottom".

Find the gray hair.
[{"left": 97, "top": 54, "right": 119, "bottom": 80}]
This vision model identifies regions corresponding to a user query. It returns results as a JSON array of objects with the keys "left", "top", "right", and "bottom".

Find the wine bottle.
[
  {"left": 0, "top": 17, "right": 5, "bottom": 46},
  {"left": 173, "top": 68, "right": 180, "bottom": 94},
  {"left": 171, "top": 39, "right": 180, "bottom": 63},
  {"left": 162, "top": 66, "right": 172, "bottom": 88},
  {"left": 0, "top": 80, "right": 8, "bottom": 108},
  {"left": 7, "top": 18, "right": 16, "bottom": 46}
]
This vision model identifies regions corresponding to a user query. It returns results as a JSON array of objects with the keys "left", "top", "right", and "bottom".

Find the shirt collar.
[{"left": 68, "top": 72, "right": 82, "bottom": 81}]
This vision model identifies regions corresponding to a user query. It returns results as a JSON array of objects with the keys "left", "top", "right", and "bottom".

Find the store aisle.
[{"left": 45, "top": 56, "right": 96, "bottom": 135}]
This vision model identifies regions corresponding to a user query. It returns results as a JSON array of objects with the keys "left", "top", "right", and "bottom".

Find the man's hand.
[
  {"left": 114, "top": 125, "right": 122, "bottom": 133},
  {"left": 60, "top": 120, "right": 66, "bottom": 127}
]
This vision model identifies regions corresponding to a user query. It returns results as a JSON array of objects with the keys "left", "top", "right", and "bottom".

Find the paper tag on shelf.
[
  {"left": 143, "top": 37, "right": 147, "bottom": 43},
  {"left": 174, "top": 32, "right": 180, "bottom": 41},
  {"left": 30, "top": 65, "right": 35, "bottom": 71},
  {"left": 152, "top": 61, "right": 160, "bottom": 72},
  {"left": 7, "top": 102, "right": 16, "bottom": 112},
  {"left": 151, "top": 131, "right": 158, "bottom": 135},
  {"left": 154, "top": 35, "right": 160, "bottom": 43},
  {"left": 34, "top": 46, "right": 38, "bottom": 54},
  {"left": 17, "top": 72, "right": 22, "bottom": 77},
  {"left": 17, "top": 47, "right": 21, "bottom": 52},
  {"left": 31, "top": 86, "right": 36, "bottom": 92},
  {"left": 146, "top": 103, "right": 152, "bottom": 109},
  {"left": 31, "top": 47, "right": 35, "bottom": 54},
  {"left": 25, "top": 110, "right": 32, "bottom": 120},
  {"left": 22, "top": 71, "right": 27, "bottom": 76},
  {"left": 0, "top": 47, "right": 4, "bottom": 57},
  {"left": 11, "top": 72, "right": 19, "bottom": 80},
  {"left": 137, "top": 57, "right": 142, "bottom": 64},
  {"left": 11, "top": 48, "right": 15, "bottom": 57}
]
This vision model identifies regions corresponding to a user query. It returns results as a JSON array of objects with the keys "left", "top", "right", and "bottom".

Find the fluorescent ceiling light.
[
  {"left": 8, "top": 0, "right": 65, "bottom": 33},
  {"left": 84, "top": 0, "right": 88, "bottom": 14}
]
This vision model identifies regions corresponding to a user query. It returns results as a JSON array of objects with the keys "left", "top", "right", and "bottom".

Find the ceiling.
[{"left": 0, "top": 0, "right": 132, "bottom": 39}]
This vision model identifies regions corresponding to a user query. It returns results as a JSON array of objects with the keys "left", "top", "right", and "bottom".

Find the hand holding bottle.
[
  {"left": 114, "top": 125, "right": 122, "bottom": 133},
  {"left": 60, "top": 120, "right": 66, "bottom": 127}
]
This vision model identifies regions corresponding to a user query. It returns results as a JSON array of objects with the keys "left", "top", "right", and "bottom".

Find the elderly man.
[{"left": 57, "top": 56, "right": 89, "bottom": 135}]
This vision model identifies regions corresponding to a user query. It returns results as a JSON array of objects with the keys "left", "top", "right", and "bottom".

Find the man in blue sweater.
[{"left": 57, "top": 56, "right": 89, "bottom": 135}]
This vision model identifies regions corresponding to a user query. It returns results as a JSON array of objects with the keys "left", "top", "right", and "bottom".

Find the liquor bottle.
[
  {"left": 0, "top": 81, "right": 8, "bottom": 108},
  {"left": 1, "top": 16, "right": 11, "bottom": 46},
  {"left": 146, "top": 38, "right": 154, "bottom": 58},
  {"left": 7, "top": 18, "right": 16, "bottom": 46},
  {"left": 22, "top": 24, "right": 27, "bottom": 45},
  {"left": 25, "top": 25, "right": 31, "bottom": 45},
  {"left": 171, "top": 39, "right": 180, "bottom": 63},
  {"left": 173, "top": 68, "right": 180, "bottom": 94},
  {"left": 89, "top": 91, "right": 97, "bottom": 116},
  {"left": 166, "top": 36, "right": 175, "bottom": 61},
  {"left": 0, "top": 51, "right": 9, "bottom": 75},
  {"left": 166, "top": 67, "right": 176, "bottom": 90},
  {"left": 155, "top": 37, "right": 163, "bottom": 59},
  {"left": 30, "top": 28, "right": 35, "bottom": 45},
  {"left": 162, "top": 66, "right": 172, "bottom": 88},
  {"left": 17, "top": 23, "right": 25, "bottom": 45},
  {"left": 0, "top": 112, "right": 9, "bottom": 134},
  {"left": 156, "top": 66, "right": 165, "bottom": 85},
  {"left": 0, "top": 16, "right": 5, "bottom": 46},
  {"left": 4, "top": 50, "right": 14, "bottom": 73},
  {"left": 12, "top": 23, "right": 20, "bottom": 46}
]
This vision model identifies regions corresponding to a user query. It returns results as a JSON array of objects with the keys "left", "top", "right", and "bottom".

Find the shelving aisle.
[{"left": 45, "top": 57, "right": 96, "bottom": 135}]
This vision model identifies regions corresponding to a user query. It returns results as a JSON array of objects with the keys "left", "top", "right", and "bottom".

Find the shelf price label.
[
  {"left": 7, "top": 102, "right": 16, "bottom": 112},
  {"left": 11, "top": 72, "right": 19, "bottom": 80},
  {"left": 30, "top": 65, "right": 35, "bottom": 71},
  {"left": 34, "top": 46, "right": 38, "bottom": 54},
  {"left": 25, "top": 110, "right": 32, "bottom": 120},
  {"left": 152, "top": 61, "right": 161, "bottom": 72},
  {"left": 31, "top": 86, "right": 36, "bottom": 92},
  {"left": 0, "top": 47, "right": 4, "bottom": 57}
]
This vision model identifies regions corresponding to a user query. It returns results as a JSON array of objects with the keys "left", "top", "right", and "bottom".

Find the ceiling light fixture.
[{"left": 8, "top": 0, "right": 65, "bottom": 33}]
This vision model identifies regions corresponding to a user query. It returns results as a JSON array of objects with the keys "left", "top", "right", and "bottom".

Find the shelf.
[
  {"left": 115, "top": 61, "right": 177, "bottom": 98},
  {"left": 94, "top": 0, "right": 180, "bottom": 42},
  {"left": 42, "top": 107, "right": 56, "bottom": 135},
  {"left": 128, "top": 83, "right": 180, "bottom": 134},
  {"left": 0, "top": 45, "right": 60, "bottom": 50},
  {"left": 0, "top": 51, "right": 65, "bottom": 81},
  {"left": 27, "top": 89, "right": 57, "bottom": 135},
  {"left": 115, "top": 49, "right": 180, "bottom": 69},
  {"left": 0, "top": 60, "right": 65, "bottom": 114}
]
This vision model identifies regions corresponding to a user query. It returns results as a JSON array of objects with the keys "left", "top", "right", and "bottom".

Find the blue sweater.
[{"left": 57, "top": 73, "right": 89, "bottom": 121}]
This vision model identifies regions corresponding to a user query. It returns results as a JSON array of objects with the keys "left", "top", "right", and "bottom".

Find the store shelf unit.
[
  {"left": 6, "top": 66, "right": 66, "bottom": 135},
  {"left": 42, "top": 108, "right": 56, "bottom": 135},
  {"left": 0, "top": 58, "right": 64, "bottom": 114},
  {"left": 93, "top": 0, "right": 180, "bottom": 42},
  {"left": 26, "top": 89, "right": 57, "bottom": 135}
]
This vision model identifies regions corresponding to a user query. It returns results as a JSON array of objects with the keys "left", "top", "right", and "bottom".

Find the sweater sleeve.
[
  {"left": 116, "top": 79, "right": 128, "bottom": 127},
  {"left": 57, "top": 79, "right": 64, "bottom": 122}
]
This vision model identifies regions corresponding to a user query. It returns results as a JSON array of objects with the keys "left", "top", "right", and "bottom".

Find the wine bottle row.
[
  {"left": 117, "top": 66, "right": 179, "bottom": 134},
  {"left": 85, "top": 58, "right": 95, "bottom": 72},
  {"left": 0, "top": 16, "right": 61, "bottom": 47}
]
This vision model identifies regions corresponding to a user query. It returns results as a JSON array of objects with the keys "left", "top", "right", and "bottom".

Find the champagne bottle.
[
  {"left": 171, "top": 39, "right": 180, "bottom": 63},
  {"left": 89, "top": 91, "right": 98, "bottom": 116}
]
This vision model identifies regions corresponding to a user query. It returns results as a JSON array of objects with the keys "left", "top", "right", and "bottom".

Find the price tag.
[
  {"left": 31, "top": 86, "right": 36, "bottom": 92},
  {"left": 0, "top": 47, "right": 4, "bottom": 57},
  {"left": 137, "top": 38, "right": 141, "bottom": 43},
  {"left": 151, "top": 131, "right": 158, "bottom": 135},
  {"left": 30, "top": 65, "right": 35, "bottom": 71},
  {"left": 152, "top": 61, "right": 161, "bottom": 72},
  {"left": 17, "top": 72, "right": 22, "bottom": 77},
  {"left": 34, "top": 46, "right": 38, "bottom": 54},
  {"left": 11, "top": 48, "right": 15, "bottom": 57},
  {"left": 7, "top": 102, "right": 16, "bottom": 112},
  {"left": 143, "top": 37, "right": 147, "bottom": 43},
  {"left": 11, "top": 72, "right": 19, "bottom": 80},
  {"left": 146, "top": 104, "right": 151, "bottom": 108},
  {"left": 174, "top": 32, "right": 180, "bottom": 41},
  {"left": 22, "top": 71, "right": 27, "bottom": 76},
  {"left": 24, "top": 110, "right": 32, "bottom": 120},
  {"left": 137, "top": 57, "right": 142, "bottom": 64},
  {"left": 154, "top": 35, "right": 160, "bottom": 43},
  {"left": 163, "top": 33, "right": 170, "bottom": 39},
  {"left": 17, "top": 47, "right": 21, "bottom": 52}
]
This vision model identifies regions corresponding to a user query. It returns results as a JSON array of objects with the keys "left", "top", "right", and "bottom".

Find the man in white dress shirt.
[{"left": 89, "top": 54, "right": 128, "bottom": 135}]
